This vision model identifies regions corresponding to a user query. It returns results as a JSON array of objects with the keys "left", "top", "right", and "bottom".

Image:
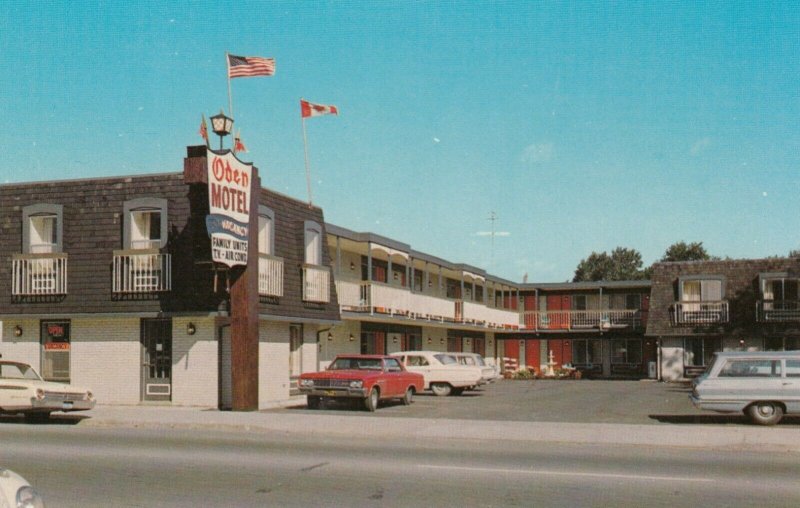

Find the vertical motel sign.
[{"left": 206, "top": 149, "right": 253, "bottom": 267}]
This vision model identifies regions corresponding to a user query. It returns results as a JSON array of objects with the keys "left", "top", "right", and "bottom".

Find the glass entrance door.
[
  {"left": 41, "top": 320, "right": 70, "bottom": 382},
  {"left": 141, "top": 318, "right": 172, "bottom": 401}
]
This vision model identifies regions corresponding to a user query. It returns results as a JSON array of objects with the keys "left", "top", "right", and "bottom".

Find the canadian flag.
[{"left": 301, "top": 99, "right": 338, "bottom": 118}]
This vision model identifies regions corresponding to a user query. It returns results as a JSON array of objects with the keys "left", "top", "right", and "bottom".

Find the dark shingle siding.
[{"left": 646, "top": 258, "right": 800, "bottom": 337}]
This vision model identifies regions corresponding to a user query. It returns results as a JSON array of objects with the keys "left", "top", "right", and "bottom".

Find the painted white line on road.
[{"left": 418, "top": 464, "right": 715, "bottom": 483}]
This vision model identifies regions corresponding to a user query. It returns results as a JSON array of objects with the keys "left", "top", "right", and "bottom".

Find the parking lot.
[{"left": 274, "top": 379, "right": 800, "bottom": 426}]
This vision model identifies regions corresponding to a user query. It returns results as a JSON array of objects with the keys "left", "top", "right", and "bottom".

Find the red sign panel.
[{"left": 44, "top": 342, "right": 70, "bottom": 351}]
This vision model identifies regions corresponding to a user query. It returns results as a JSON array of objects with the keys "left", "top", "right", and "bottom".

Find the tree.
[
  {"left": 660, "top": 241, "right": 712, "bottom": 262},
  {"left": 789, "top": 249, "right": 800, "bottom": 258},
  {"left": 573, "top": 247, "right": 646, "bottom": 282}
]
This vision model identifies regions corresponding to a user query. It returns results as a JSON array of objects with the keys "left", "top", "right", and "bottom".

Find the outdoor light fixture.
[
  {"left": 14, "top": 325, "right": 22, "bottom": 337},
  {"left": 327, "top": 332, "right": 333, "bottom": 341},
  {"left": 186, "top": 323, "right": 196, "bottom": 335},
  {"left": 210, "top": 110, "right": 234, "bottom": 150},
  {"left": 392, "top": 336, "right": 398, "bottom": 344},
  {"left": 349, "top": 333, "right": 355, "bottom": 342},
  {"left": 427, "top": 337, "right": 432, "bottom": 344},
  {"left": 349, "top": 261, "right": 355, "bottom": 271},
  {"left": 440, "top": 338, "right": 445, "bottom": 345}
]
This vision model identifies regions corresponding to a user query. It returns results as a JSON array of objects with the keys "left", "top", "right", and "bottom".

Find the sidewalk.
[{"left": 78, "top": 402, "right": 800, "bottom": 453}]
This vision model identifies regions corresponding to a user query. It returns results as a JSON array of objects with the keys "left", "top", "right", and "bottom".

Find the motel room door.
[{"left": 141, "top": 318, "right": 172, "bottom": 402}]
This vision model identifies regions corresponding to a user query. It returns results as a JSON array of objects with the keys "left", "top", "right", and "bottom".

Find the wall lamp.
[
  {"left": 350, "top": 261, "right": 355, "bottom": 271},
  {"left": 427, "top": 337, "right": 432, "bottom": 344},
  {"left": 327, "top": 332, "right": 333, "bottom": 341},
  {"left": 349, "top": 333, "right": 355, "bottom": 342},
  {"left": 440, "top": 338, "right": 445, "bottom": 345},
  {"left": 186, "top": 322, "right": 197, "bottom": 335},
  {"left": 14, "top": 325, "right": 23, "bottom": 337}
]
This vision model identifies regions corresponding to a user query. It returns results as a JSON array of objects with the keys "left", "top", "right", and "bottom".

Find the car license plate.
[
  {"left": 324, "top": 390, "right": 336, "bottom": 396},
  {"left": 62, "top": 401, "right": 73, "bottom": 410}
]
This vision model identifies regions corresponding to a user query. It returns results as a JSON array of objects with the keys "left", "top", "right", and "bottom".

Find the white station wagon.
[
  {"left": 451, "top": 352, "right": 501, "bottom": 384},
  {"left": 0, "top": 468, "right": 45, "bottom": 508},
  {"left": 0, "top": 361, "right": 95, "bottom": 420},
  {"left": 391, "top": 351, "right": 483, "bottom": 396},
  {"left": 690, "top": 351, "right": 800, "bottom": 425}
]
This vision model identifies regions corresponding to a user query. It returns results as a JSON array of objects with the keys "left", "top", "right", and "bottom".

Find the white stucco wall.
[
  {"left": 171, "top": 317, "right": 217, "bottom": 407},
  {"left": 0, "top": 318, "right": 40, "bottom": 368},
  {"left": 659, "top": 337, "right": 685, "bottom": 382}
]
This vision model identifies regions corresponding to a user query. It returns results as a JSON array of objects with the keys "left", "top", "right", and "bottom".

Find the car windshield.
[
  {"left": 434, "top": 354, "right": 457, "bottom": 365},
  {"left": 329, "top": 358, "right": 383, "bottom": 371},
  {"left": 474, "top": 355, "right": 486, "bottom": 366},
  {"left": 0, "top": 363, "right": 42, "bottom": 380}
]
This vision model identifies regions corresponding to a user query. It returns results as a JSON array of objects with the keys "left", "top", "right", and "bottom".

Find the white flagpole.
[
  {"left": 301, "top": 114, "right": 313, "bottom": 206},
  {"left": 226, "top": 52, "right": 234, "bottom": 130}
]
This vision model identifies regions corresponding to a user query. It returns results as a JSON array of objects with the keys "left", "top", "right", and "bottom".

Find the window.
[
  {"left": 123, "top": 198, "right": 167, "bottom": 250},
  {"left": 680, "top": 277, "right": 723, "bottom": 302},
  {"left": 406, "top": 355, "right": 429, "bottom": 367},
  {"left": 786, "top": 360, "right": 800, "bottom": 378},
  {"left": 22, "top": 204, "right": 63, "bottom": 254},
  {"left": 625, "top": 294, "right": 641, "bottom": 310},
  {"left": 762, "top": 276, "right": 799, "bottom": 301},
  {"left": 258, "top": 206, "right": 275, "bottom": 255},
  {"left": 573, "top": 295, "right": 587, "bottom": 311},
  {"left": 385, "top": 358, "right": 402, "bottom": 372},
  {"left": 304, "top": 220, "right": 322, "bottom": 265},
  {"left": 719, "top": 360, "right": 780, "bottom": 378},
  {"left": 573, "top": 339, "right": 603, "bottom": 364},
  {"left": 684, "top": 337, "right": 722, "bottom": 367},
  {"left": 611, "top": 339, "right": 642, "bottom": 364}
]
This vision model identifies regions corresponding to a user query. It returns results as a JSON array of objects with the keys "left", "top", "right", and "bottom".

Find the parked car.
[
  {"left": 0, "top": 468, "right": 45, "bottom": 507},
  {"left": 391, "top": 351, "right": 483, "bottom": 396},
  {"left": 690, "top": 351, "right": 800, "bottom": 425},
  {"left": 298, "top": 355, "right": 424, "bottom": 412},
  {"left": 0, "top": 361, "right": 95, "bottom": 420},
  {"left": 451, "top": 352, "right": 501, "bottom": 384}
]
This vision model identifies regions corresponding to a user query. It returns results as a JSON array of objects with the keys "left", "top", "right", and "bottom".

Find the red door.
[
  {"left": 547, "top": 339, "right": 572, "bottom": 367},
  {"left": 525, "top": 339, "right": 540, "bottom": 373},
  {"left": 374, "top": 331, "right": 386, "bottom": 355},
  {"left": 547, "top": 295, "right": 570, "bottom": 329},
  {"left": 473, "top": 338, "right": 485, "bottom": 357},
  {"left": 503, "top": 339, "right": 521, "bottom": 371}
]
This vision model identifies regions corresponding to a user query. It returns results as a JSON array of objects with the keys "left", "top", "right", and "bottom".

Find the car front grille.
[
  {"left": 43, "top": 391, "right": 85, "bottom": 401},
  {"left": 312, "top": 379, "right": 351, "bottom": 388}
]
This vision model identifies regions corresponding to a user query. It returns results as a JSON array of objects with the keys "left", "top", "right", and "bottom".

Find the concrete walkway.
[{"left": 72, "top": 402, "right": 800, "bottom": 453}]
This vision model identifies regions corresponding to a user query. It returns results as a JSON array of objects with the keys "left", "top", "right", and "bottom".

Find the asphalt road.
[
  {"left": 274, "top": 379, "right": 800, "bottom": 426},
  {"left": 3, "top": 424, "right": 800, "bottom": 507}
]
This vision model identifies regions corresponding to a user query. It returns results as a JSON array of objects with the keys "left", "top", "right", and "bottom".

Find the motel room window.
[
  {"left": 625, "top": 293, "right": 642, "bottom": 310},
  {"left": 573, "top": 339, "right": 602, "bottom": 365},
  {"left": 683, "top": 337, "right": 721, "bottom": 367},
  {"left": 679, "top": 277, "right": 724, "bottom": 302},
  {"left": 572, "top": 295, "right": 587, "bottom": 311},
  {"left": 761, "top": 274, "right": 799, "bottom": 303},
  {"left": 304, "top": 220, "right": 322, "bottom": 265},
  {"left": 123, "top": 198, "right": 168, "bottom": 250},
  {"left": 258, "top": 206, "right": 275, "bottom": 256},
  {"left": 22, "top": 204, "right": 63, "bottom": 254},
  {"left": 611, "top": 339, "right": 642, "bottom": 365}
]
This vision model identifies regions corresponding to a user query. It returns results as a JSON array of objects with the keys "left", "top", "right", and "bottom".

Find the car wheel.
[
  {"left": 402, "top": 387, "right": 414, "bottom": 405},
  {"left": 747, "top": 401, "right": 784, "bottom": 426},
  {"left": 364, "top": 388, "right": 380, "bottom": 412},
  {"left": 430, "top": 383, "right": 451, "bottom": 397},
  {"left": 307, "top": 395, "right": 321, "bottom": 410}
]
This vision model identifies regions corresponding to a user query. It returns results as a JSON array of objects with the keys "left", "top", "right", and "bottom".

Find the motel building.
[
  {"left": 0, "top": 145, "right": 339, "bottom": 409},
  {"left": 3, "top": 146, "right": 800, "bottom": 410}
]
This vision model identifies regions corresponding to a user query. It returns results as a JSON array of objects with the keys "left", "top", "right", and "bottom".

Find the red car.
[{"left": 298, "top": 355, "right": 424, "bottom": 411}]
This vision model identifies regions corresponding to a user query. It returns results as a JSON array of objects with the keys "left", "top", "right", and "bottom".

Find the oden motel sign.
[{"left": 206, "top": 149, "right": 253, "bottom": 267}]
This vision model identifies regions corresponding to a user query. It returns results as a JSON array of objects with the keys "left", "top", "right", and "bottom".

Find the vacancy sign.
[{"left": 206, "top": 150, "right": 252, "bottom": 267}]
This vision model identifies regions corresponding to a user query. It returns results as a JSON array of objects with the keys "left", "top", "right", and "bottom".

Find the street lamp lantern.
[{"left": 210, "top": 110, "right": 234, "bottom": 150}]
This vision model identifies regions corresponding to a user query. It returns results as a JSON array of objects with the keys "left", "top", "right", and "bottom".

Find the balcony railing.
[
  {"left": 303, "top": 264, "right": 330, "bottom": 303},
  {"left": 334, "top": 279, "right": 519, "bottom": 328},
  {"left": 522, "top": 309, "right": 644, "bottom": 331},
  {"left": 112, "top": 250, "right": 171, "bottom": 293},
  {"left": 258, "top": 254, "right": 284, "bottom": 297},
  {"left": 12, "top": 253, "right": 68, "bottom": 296},
  {"left": 672, "top": 301, "right": 729, "bottom": 325},
  {"left": 757, "top": 300, "right": 800, "bottom": 322}
]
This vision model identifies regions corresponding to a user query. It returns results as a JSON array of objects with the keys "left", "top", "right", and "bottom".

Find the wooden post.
[{"left": 229, "top": 167, "right": 260, "bottom": 411}]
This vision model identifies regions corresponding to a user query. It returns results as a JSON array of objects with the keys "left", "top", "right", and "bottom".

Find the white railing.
[
  {"left": 522, "top": 309, "right": 643, "bottom": 331},
  {"left": 258, "top": 254, "right": 284, "bottom": 297},
  {"left": 672, "top": 301, "right": 729, "bottom": 324},
  {"left": 112, "top": 250, "right": 171, "bottom": 293},
  {"left": 757, "top": 300, "right": 800, "bottom": 322},
  {"left": 303, "top": 264, "right": 330, "bottom": 303},
  {"left": 408, "top": 292, "right": 456, "bottom": 322},
  {"left": 12, "top": 254, "right": 68, "bottom": 295},
  {"left": 335, "top": 279, "right": 364, "bottom": 309}
]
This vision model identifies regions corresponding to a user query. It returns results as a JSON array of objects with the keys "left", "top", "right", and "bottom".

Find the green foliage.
[
  {"left": 660, "top": 241, "right": 712, "bottom": 262},
  {"left": 573, "top": 247, "right": 646, "bottom": 282},
  {"left": 513, "top": 369, "right": 536, "bottom": 380}
]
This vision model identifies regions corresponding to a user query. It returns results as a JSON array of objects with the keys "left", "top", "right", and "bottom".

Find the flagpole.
[
  {"left": 301, "top": 114, "right": 313, "bottom": 206},
  {"left": 226, "top": 52, "right": 234, "bottom": 127}
]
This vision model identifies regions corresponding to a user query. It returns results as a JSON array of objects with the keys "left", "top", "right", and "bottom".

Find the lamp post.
[{"left": 210, "top": 110, "right": 234, "bottom": 150}]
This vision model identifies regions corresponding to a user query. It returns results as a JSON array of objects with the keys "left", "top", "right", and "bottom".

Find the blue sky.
[{"left": 2, "top": 1, "right": 799, "bottom": 282}]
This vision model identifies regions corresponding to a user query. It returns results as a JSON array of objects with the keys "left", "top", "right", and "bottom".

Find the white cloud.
[{"left": 521, "top": 142, "right": 555, "bottom": 165}]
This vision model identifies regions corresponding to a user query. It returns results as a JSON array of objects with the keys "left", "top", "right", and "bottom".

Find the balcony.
[
  {"left": 12, "top": 253, "right": 68, "bottom": 296},
  {"left": 672, "top": 301, "right": 729, "bottom": 325},
  {"left": 112, "top": 250, "right": 171, "bottom": 293},
  {"left": 303, "top": 264, "right": 330, "bottom": 303},
  {"left": 522, "top": 309, "right": 644, "bottom": 331},
  {"left": 258, "top": 254, "right": 284, "bottom": 297},
  {"left": 757, "top": 300, "right": 800, "bottom": 322},
  {"left": 334, "top": 279, "right": 520, "bottom": 329}
]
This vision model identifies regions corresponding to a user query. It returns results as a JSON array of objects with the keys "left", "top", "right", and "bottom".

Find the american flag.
[{"left": 227, "top": 54, "right": 275, "bottom": 78}]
